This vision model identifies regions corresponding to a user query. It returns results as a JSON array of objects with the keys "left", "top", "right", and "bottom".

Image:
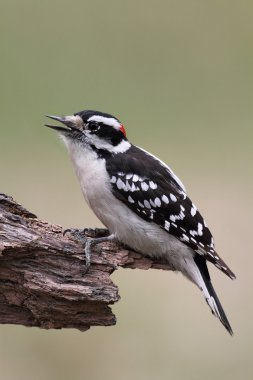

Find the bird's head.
[{"left": 45, "top": 110, "right": 130, "bottom": 154}]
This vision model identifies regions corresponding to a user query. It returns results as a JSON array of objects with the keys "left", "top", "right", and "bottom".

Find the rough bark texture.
[{"left": 0, "top": 193, "right": 173, "bottom": 331}]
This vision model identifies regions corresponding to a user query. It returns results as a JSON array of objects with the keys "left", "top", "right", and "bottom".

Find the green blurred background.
[{"left": 1, "top": 0, "right": 252, "bottom": 379}]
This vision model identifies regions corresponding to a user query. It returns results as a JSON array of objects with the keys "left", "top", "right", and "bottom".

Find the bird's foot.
[
  {"left": 63, "top": 228, "right": 113, "bottom": 275},
  {"left": 63, "top": 227, "right": 109, "bottom": 239}
]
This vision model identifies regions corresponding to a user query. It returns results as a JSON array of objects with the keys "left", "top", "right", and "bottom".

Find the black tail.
[
  {"left": 194, "top": 255, "right": 233, "bottom": 335},
  {"left": 204, "top": 278, "right": 233, "bottom": 335}
]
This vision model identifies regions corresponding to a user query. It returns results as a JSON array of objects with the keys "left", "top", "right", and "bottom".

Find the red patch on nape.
[{"left": 120, "top": 124, "right": 127, "bottom": 137}]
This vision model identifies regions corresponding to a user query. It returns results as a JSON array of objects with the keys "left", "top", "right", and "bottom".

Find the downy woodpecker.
[{"left": 45, "top": 109, "right": 235, "bottom": 334}]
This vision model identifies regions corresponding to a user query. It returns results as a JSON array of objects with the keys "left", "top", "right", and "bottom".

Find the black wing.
[{"left": 107, "top": 145, "right": 235, "bottom": 279}]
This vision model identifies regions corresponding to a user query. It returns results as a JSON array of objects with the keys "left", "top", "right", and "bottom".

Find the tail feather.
[
  {"left": 203, "top": 279, "right": 233, "bottom": 335},
  {"left": 194, "top": 255, "right": 233, "bottom": 335}
]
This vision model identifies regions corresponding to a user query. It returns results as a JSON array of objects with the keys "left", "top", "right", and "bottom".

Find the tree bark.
[{"left": 0, "top": 193, "right": 173, "bottom": 331}]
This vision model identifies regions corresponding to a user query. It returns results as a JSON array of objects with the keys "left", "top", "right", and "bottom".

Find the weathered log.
[{"left": 0, "top": 193, "right": 173, "bottom": 331}]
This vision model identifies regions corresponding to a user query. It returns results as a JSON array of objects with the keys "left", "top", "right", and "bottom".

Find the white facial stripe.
[
  {"left": 87, "top": 115, "right": 121, "bottom": 129},
  {"left": 86, "top": 133, "right": 131, "bottom": 154},
  {"left": 111, "top": 139, "right": 131, "bottom": 153}
]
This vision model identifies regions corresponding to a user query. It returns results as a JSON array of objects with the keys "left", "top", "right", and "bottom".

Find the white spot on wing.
[
  {"left": 117, "top": 178, "right": 125, "bottom": 190},
  {"left": 162, "top": 195, "right": 169, "bottom": 204},
  {"left": 198, "top": 222, "right": 203, "bottom": 236},
  {"left": 128, "top": 195, "right": 135, "bottom": 203},
  {"left": 132, "top": 174, "right": 139, "bottom": 182},
  {"left": 144, "top": 200, "right": 151, "bottom": 209},
  {"left": 170, "top": 193, "right": 177, "bottom": 202},
  {"left": 169, "top": 209, "right": 185, "bottom": 222},
  {"left": 124, "top": 181, "right": 131, "bottom": 192},
  {"left": 164, "top": 220, "right": 170, "bottom": 231},
  {"left": 170, "top": 215, "right": 177, "bottom": 222},
  {"left": 155, "top": 197, "right": 161, "bottom": 207},
  {"left": 141, "top": 182, "right": 149, "bottom": 191},
  {"left": 130, "top": 183, "right": 139, "bottom": 192},
  {"left": 191, "top": 204, "right": 197, "bottom": 216},
  {"left": 180, "top": 210, "right": 185, "bottom": 218},
  {"left": 181, "top": 234, "right": 190, "bottom": 242},
  {"left": 110, "top": 176, "right": 116, "bottom": 183},
  {"left": 149, "top": 181, "right": 157, "bottom": 189}
]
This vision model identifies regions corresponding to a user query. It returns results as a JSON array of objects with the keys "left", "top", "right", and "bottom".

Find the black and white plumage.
[{"left": 45, "top": 109, "right": 235, "bottom": 335}]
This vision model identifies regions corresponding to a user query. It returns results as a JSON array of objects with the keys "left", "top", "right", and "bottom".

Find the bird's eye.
[{"left": 88, "top": 122, "right": 100, "bottom": 132}]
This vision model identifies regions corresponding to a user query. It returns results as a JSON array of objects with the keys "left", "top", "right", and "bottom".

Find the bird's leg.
[
  {"left": 82, "top": 234, "right": 115, "bottom": 274},
  {"left": 63, "top": 228, "right": 114, "bottom": 274}
]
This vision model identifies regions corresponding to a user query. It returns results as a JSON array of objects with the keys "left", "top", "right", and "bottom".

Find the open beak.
[{"left": 45, "top": 115, "right": 79, "bottom": 132}]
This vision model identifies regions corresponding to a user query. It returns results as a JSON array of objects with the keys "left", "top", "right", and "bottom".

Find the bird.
[{"left": 45, "top": 109, "right": 235, "bottom": 335}]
